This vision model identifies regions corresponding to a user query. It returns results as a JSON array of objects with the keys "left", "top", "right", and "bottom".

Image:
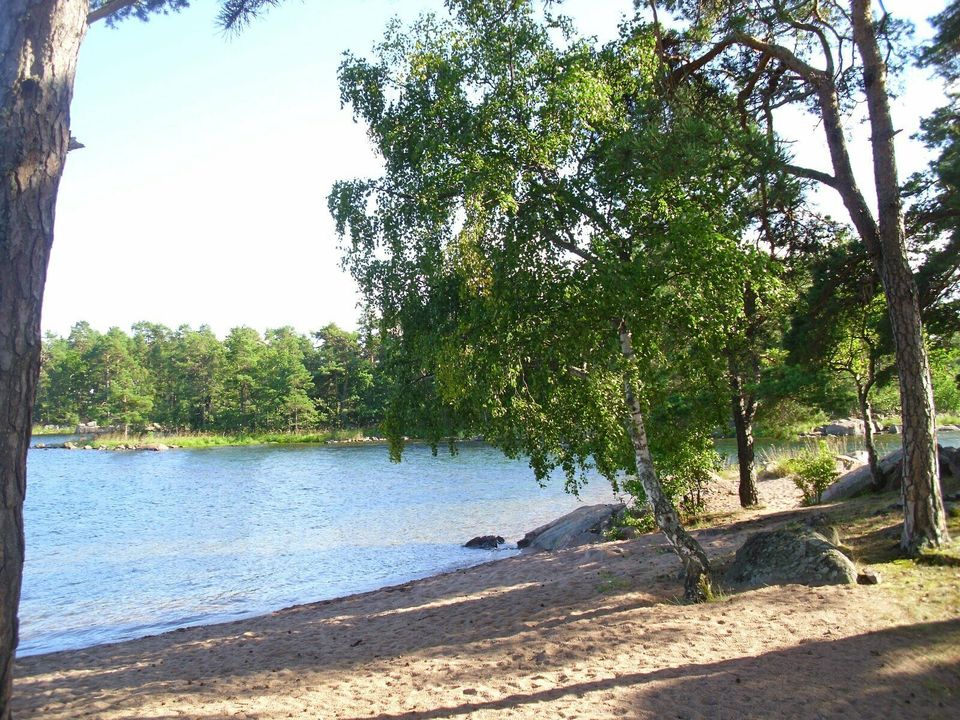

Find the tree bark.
[
  {"left": 729, "top": 364, "right": 759, "bottom": 507},
  {"left": 738, "top": 6, "right": 948, "bottom": 551},
  {"left": 0, "top": 0, "right": 88, "bottom": 715},
  {"left": 851, "top": 0, "right": 947, "bottom": 551},
  {"left": 727, "top": 284, "right": 760, "bottom": 508},
  {"left": 857, "top": 390, "right": 882, "bottom": 490},
  {"left": 617, "top": 321, "right": 711, "bottom": 602}
]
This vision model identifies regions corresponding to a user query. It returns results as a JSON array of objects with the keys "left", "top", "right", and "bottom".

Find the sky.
[{"left": 44, "top": 0, "right": 950, "bottom": 338}]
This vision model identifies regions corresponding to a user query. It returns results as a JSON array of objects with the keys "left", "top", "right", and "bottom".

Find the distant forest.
[
  {"left": 35, "top": 318, "right": 960, "bottom": 440},
  {"left": 34, "top": 322, "right": 383, "bottom": 434}
]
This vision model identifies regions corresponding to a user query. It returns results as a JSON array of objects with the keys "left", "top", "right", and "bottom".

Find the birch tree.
[{"left": 330, "top": 0, "right": 760, "bottom": 600}]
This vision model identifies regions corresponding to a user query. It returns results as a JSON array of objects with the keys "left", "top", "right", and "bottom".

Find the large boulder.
[
  {"left": 518, "top": 503, "right": 624, "bottom": 552},
  {"left": 822, "top": 444, "right": 959, "bottom": 502},
  {"left": 821, "top": 448, "right": 903, "bottom": 501},
  {"left": 723, "top": 527, "right": 857, "bottom": 589}
]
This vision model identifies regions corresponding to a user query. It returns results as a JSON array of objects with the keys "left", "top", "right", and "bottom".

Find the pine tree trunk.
[
  {"left": 0, "top": 1, "right": 88, "bottom": 714},
  {"left": 850, "top": 0, "right": 947, "bottom": 551},
  {"left": 617, "top": 321, "right": 711, "bottom": 602},
  {"left": 728, "top": 363, "right": 759, "bottom": 507}
]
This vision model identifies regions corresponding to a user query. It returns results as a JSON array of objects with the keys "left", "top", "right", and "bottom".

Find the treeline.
[{"left": 35, "top": 322, "right": 384, "bottom": 434}]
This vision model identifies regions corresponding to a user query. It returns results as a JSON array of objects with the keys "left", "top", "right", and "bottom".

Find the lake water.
[
  {"left": 20, "top": 441, "right": 622, "bottom": 657},
  {"left": 20, "top": 431, "right": 959, "bottom": 657}
]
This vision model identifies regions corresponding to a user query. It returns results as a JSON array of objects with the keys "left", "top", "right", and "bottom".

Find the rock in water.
[
  {"left": 813, "top": 418, "right": 864, "bottom": 436},
  {"left": 517, "top": 504, "right": 624, "bottom": 552},
  {"left": 723, "top": 527, "right": 857, "bottom": 589},
  {"left": 464, "top": 535, "right": 505, "bottom": 549}
]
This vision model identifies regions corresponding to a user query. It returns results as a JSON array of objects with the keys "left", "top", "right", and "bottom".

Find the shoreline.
[
  {"left": 30, "top": 423, "right": 960, "bottom": 452},
  {"left": 16, "top": 544, "right": 520, "bottom": 660},
  {"left": 13, "top": 480, "right": 960, "bottom": 719}
]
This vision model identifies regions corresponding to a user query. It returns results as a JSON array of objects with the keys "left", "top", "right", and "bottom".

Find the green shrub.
[
  {"left": 624, "top": 435, "right": 722, "bottom": 521},
  {"left": 931, "top": 348, "right": 960, "bottom": 415},
  {"left": 753, "top": 398, "right": 830, "bottom": 440},
  {"left": 784, "top": 441, "right": 839, "bottom": 505}
]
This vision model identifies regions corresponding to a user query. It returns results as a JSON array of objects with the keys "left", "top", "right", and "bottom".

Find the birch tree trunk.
[
  {"left": 0, "top": 0, "right": 88, "bottom": 714},
  {"left": 851, "top": 0, "right": 947, "bottom": 550},
  {"left": 617, "top": 321, "right": 711, "bottom": 602}
]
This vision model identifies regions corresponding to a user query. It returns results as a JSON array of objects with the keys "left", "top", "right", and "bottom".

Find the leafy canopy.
[{"left": 330, "top": 0, "right": 762, "bottom": 493}]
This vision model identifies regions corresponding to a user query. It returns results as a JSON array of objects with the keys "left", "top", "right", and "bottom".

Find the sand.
[{"left": 12, "top": 473, "right": 960, "bottom": 720}]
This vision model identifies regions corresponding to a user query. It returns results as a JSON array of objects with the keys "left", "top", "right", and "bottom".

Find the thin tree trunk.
[
  {"left": 729, "top": 364, "right": 759, "bottom": 507},
  {"left": 858, "top": 391, "right": 882, "bottom": 490},
  {"left": 617, "top": 321, "right": 711, "bottom": 602},
  {"left": 0, "top": 0, "right": 88, "bottom": 715},
  {"left": 851, "top": 0, "right": 947, "bottom": 551}
]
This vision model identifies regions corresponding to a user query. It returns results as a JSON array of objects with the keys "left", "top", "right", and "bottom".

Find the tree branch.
[
  {"left": 729, "top": 31, "right": 829, "bottom": 85},
  {"left": 544, "top": 229, "right": 600, "bottom": 266},
  {"left": 784, "top": 163, "right": 839, "bottom": 188},
  {"left": 88, "top": 0, "right": 140, "bottom": 24}
]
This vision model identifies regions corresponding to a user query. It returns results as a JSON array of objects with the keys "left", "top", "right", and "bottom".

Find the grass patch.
[
  {"left": 756, "top": 436, "right": 857, "bottom": 480},
  {"left": 596, "top": 570, "right": 631, "bottom": 594},
  {"left": 31, "top": 425, "right": 73, "bottom": 436},
  {"left": 824, "top": 483, "right": 960, "bottom": 623},
  {"left": 915, "top": 550, "right": 960, "bottom": 568}
]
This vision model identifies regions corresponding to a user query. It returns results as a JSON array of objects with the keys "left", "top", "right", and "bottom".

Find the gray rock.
[
  {"left": 518, "top": 503, "right": 624, "bottom": 552},
  {"left": 723, "top": 527, "right": 858, "bottom": 589},
  {"left": 941, "top": 445, "right": 960, "bottom": 479},
  {"left": 883, "top": 424, "right": 901, "bottom": 434},
  {"left": 463, "top": 535, "right": 505, "bottom": 549},
  {"left": 822, "top": 444, "right": 958, "bottom": 502},
  {"left": 857, "top": 568, "right": 881, "bottom": 585},
  {"left": 835, "top": 453, "right": 867, "bottom": 471},
  {"left": 939, "top": 424, "right": 960, "bottom": 432},
  {"left": 814, "top": 418, "right": 864, "bottom": 436}
]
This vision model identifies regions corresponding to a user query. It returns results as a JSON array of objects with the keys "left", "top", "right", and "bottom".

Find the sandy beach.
[{"left": 13, "top": 474, "right": 960, "bottom": 720}]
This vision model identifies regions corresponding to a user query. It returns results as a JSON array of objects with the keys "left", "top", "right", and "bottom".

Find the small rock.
[
  {"left": 857, "top": 568, "right": 881, "bottom": 585},
  {"left": 464, "top": 535, "right": 505, "bottom": 549}
]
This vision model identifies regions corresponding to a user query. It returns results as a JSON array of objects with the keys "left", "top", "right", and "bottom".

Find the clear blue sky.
[{"left": 43, "top": 0, "right": 948, "bottom": 338}]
